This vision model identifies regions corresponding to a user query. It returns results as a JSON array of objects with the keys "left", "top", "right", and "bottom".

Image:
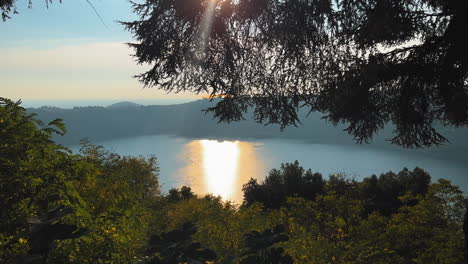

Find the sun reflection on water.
[
  {"left": 178, "top": 139, "right": 263, "bottom": 203},
  {"left": 200, "top": 140, "right": 240, "bottom": 199}
]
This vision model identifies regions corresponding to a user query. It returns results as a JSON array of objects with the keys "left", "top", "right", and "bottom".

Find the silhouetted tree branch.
[
  {"left": 0, "top": 0, "right": 106, "bottom": 27},
  {"left": 124, "top": 0, "right": 468, "bottom": 148}
]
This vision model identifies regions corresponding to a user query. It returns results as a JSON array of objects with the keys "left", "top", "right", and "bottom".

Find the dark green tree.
[
  {"left": 18, "top": 205, "right": 88, "bottom": 264},
  {"left": 144, "top": 222, "right": 216, "bottom": 264},
  {"left": 166, "top": 186, "right": 196, "bottom": 203},
  {"left": 242, "top": 161, "right": 324, "bottom": 208},
  {"left": 239, "top": 225, "right": 293, "bottom": 264},
  {"left": 124, "top": 0, "right": 468, "bottom": 148},
  {"left": 360, "top": 167, "right": 432, "bottom": 215}
]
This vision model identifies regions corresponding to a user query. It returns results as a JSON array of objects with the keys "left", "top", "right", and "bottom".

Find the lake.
[{"left": 71, "top": 135, "right": 468, "bottom": 203}]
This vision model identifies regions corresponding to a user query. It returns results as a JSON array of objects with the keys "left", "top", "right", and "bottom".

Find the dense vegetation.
[
  {"left": 0, "top": 98, "right": 160, "bottom": 263},
  {"left": 1, "top": 97, "right": 466, "bottom": 263}
]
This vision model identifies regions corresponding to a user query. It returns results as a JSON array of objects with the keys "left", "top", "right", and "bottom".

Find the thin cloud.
[{"left": 0, "top": 41, "right": 142, "bottom": 71}]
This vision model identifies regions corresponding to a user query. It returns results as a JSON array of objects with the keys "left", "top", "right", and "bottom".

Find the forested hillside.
[
  {"left": 28, "top": 99, "right": 358, "bottom": 145},
  {"left": 2, "top": 98, "right": 466, "bottom": 263},
  {"left": 29, "top": 99, "right": 468, "bottom": 160}
]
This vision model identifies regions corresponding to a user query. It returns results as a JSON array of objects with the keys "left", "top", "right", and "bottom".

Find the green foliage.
[
  {"left": 243, "top": 161, "right": 433, "bottom": 217},
  {"left": 242, "top": 161, "right": 325, "bottom": 209},
  {"left": 1, "top": 98, "right": 82, "bottom": 262},
  {"left": 144, "top": 222, "right": 216, "bottom": 264},
  {"left": 166, "top": 186, "right": 196, "bottom": 203},
  {"left": 149, "top": 177, "right": 464, "bottom": 264},
  {"left": 240, "top": 225, "right": 293, "bottom": 264},
  {"left": 0, "top": 98, "right": 161, "bottom": 264},
  {"left": 19, "top": 205, "right": 89, "bottom": 264},
  {"left": 359, "top": 167, "right": 432, "bottom": 215},
  {"left": 1, "top": 98, "right": 465, "bottom": 263},
  {"left": 49, "top": 143, "right": 161, "bottom": 264}
]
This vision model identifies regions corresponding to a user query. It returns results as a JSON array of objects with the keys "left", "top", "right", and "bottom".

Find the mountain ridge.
[{"left": 27, "top": 99, "right": 468, "bottom": 162}]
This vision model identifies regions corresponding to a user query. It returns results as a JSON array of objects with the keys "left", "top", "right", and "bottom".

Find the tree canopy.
[
  {"left": 124, "top": 0, "right": 468, "bottom": 148},
  {"left": 0, "top": 98, "right": 161, "bottom": 263}
]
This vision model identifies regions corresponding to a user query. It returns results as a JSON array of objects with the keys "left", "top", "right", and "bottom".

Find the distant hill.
[
  {"left": 28, "top": 99, "right": 354, "bottom": 144},
  {"left": 28, "top": 99, "right": 468, "bottom": 160},
  {"left": 107, "top": 101, "right": 142, "bottom": 109}
]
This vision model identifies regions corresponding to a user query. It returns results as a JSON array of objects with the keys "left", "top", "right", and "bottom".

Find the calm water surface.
[{"left": 71, "top": 135, "right": 468, "bottom": 203}]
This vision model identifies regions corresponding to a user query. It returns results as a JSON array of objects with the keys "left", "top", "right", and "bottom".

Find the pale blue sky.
[
  {"left": 1, "top": 0, "right": 134, "bottom": 48},
  {"left": 0, "top": 0, "right": 197, "bottom": 101}
]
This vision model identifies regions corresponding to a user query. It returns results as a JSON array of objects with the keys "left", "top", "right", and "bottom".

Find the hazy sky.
[{"left": 0, "top": 0, "right": 197, "bottom": 101}]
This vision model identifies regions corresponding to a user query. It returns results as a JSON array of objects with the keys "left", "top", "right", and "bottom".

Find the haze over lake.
[{"left": 70, "top": 134, "right": 468, "bottom": 203}]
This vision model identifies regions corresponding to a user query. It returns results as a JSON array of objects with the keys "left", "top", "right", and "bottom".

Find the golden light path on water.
[
  {"left": 200, "top": 140, "right": 240, "bottom": 200},
  {"left": 178, "top": 139, "right": 264, "bottom": 203}
]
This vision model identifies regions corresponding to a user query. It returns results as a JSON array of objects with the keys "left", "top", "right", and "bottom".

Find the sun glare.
[
  {"left": 200, "top": 140, "right": 240, "bottom": 200},
  {"left": 193, "top": 0, "right": 217, "bottom": 59},
  {"left": 177, "top": 139, "right": 263, "bottom": 203}
]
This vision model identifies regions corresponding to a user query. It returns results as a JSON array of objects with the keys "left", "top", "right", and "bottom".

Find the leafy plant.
[{"left": 144, "top": 222, "right": 216, "bottom": 264}]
